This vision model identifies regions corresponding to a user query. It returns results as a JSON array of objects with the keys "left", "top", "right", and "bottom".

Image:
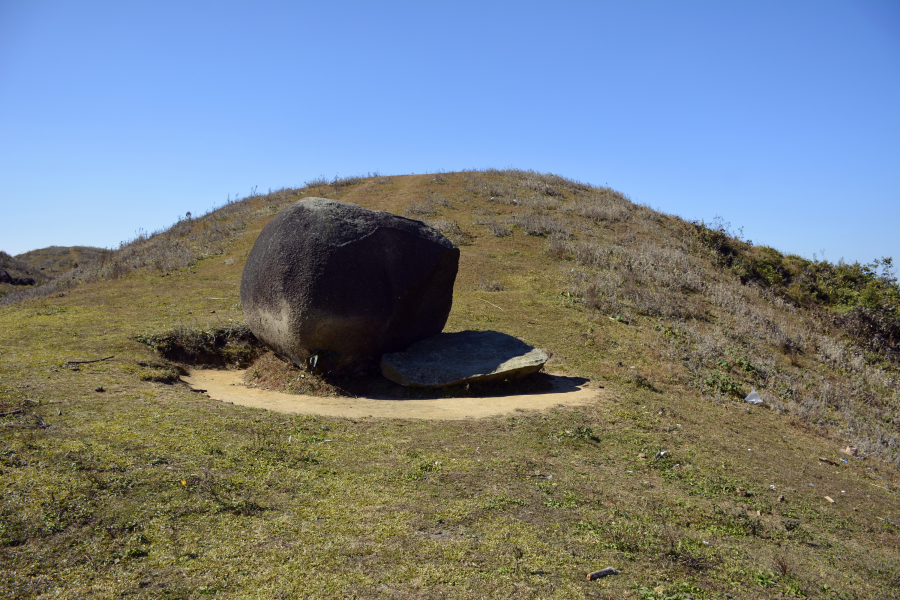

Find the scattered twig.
[
  {"left": 2, "top": 417, "right": 48, "bottom": 429},
  {"left": 478, "top": 297, "right": 504, "bottom": 311},
  {"left": 861, "top": 480, "right": 892, "bottom": 492},
  {"left": 819, "top": 457, "right": 839, "bottom": 466},
  {"left": 587, "top": 567, "right": 620, "bottom": 580},
  {"left": 0, "top": 409, "right": 24, "bottom": 417},
  {"left": 66, "top": 355, "right": 115, "bottom": 365}
]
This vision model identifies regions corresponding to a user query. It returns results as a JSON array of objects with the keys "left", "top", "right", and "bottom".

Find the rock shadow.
[{"left": 327, "top": 371, "right": 590, "bottom": 401}]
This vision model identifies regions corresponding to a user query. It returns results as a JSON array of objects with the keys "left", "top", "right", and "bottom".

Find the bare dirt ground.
[{"left": 182, "top": 369, "right": 606, "bottom": 419}]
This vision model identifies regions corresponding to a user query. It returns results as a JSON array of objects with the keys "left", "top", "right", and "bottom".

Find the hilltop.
[
  {"left": 0, "top": 170, "right": 897, "bottom": 599},
  {"left": 15, "top": 245, "right": 112, "bottom": 277},
  {"left": 0, "top": 246, "right": 112, "bottom": 302}
]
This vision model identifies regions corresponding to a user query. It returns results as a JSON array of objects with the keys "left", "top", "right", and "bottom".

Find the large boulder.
[
  {"left": 240, "top": 197, "right": 459, "bottom": 374},
  {"left": 381, "top": 330, "right": 549, "bottom": 387}
]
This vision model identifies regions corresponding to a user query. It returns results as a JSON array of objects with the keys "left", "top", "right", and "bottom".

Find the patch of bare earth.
[{"left": 183, "top": 368, "right": 603, "bottom": 420}]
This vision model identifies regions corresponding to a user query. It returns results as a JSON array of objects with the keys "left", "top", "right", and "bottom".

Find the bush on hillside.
[{"left": 694, "top": 220, "right": 900, "bottom": 361}]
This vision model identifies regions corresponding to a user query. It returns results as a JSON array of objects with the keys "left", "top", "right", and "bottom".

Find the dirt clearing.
[{"left": 182, "top": 368, "right": 605, "bottom": 419}]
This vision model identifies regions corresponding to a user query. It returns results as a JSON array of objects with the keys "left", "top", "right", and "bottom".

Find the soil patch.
[{"left": 182, "top": 368, "right": 605, "bottom": 420}]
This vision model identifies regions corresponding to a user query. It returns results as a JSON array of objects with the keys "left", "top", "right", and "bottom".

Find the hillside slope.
[
  {"left": 16, "top": 245, "right": 112, "bottom": 277},
  {"left": 0, "top": 170, "right": 897, "bottom": 599}
]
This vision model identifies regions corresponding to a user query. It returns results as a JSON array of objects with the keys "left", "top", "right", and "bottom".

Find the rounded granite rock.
[{"left": 240, "top": 197, "right": 459, "bottom": 374}]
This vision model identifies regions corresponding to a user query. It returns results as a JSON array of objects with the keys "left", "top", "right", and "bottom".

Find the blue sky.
[{"left": 1, "top": 1, "right": 898, "bottom": 267}]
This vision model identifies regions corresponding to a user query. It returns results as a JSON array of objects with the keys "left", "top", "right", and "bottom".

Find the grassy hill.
[
  {"left": 16, "top": 245, "right": 113, "bottom": 277},
  {"left": 1, "top": 246, "right": 111, "bottom": 303},
  {"left": 0, "top": 170, "right": 897, "bottom": 599},
  {"left": 0, "top": 250, "right": 49, "bottom": 298}
]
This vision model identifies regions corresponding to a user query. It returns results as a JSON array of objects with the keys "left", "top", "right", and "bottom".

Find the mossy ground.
[{"left": 1, "top": 172, "right": 898, "bottom": 599}]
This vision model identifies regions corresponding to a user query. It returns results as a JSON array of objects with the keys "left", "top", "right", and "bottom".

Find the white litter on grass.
[{"left": 745, "top": 390, "right": 763, "bottom": 405}]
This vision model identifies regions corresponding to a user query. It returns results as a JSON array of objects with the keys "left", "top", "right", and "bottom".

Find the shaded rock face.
[
  {"left": 381, "top": 330, "right": 549, "bottom": 387},
  {"left": 241, "top": 197, "right": 459, "bottom": 374}
]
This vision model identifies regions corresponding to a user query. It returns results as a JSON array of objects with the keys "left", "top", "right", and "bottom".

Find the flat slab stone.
[{"left": 381, "top": 330, "right": 549, "bottom": 388}]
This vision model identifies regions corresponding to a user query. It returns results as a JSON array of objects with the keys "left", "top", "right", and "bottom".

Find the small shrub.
[
  {"left": 406, "top": 460, "right": 441, "bottom": 480},
  {"left": 136, "top": 360, "right": 182, "bottom": 383},
  {"left": 510, "top": 212, "right": 571, "bottom": 237},
  {"left": 629, "top": 373, "right": 657, "bottom": 392},
  {"left": 578, "top": 519, "right": 649, "bottom": 554},
  {"left": 331, "top": 174, "right": 370, "bottom": 189},
  {"left": 483, "top": 494, "right": 525, "bottom": 511},
  {"left": 574, "top": 202, "right": 630, "bottom": 223},
  {"left": 543, "top": 491, "right": 578, "bottom": 509},
  {"left": 545, "top": 235, "right": 572, "bottom": 260},
  {"left": 474, "top": 216, "right": 511, "bottom": 237},
  {"left": 476, "top": 277, "right": 506, "bottom": 292},
  {"left": 556, "top": 426, "right": 601, "bottom": 443},
  {"left": 704, "top": 369, "right": 743, "bottom": 397},
  {"left": 426, "top": 219, "right": 473, "bottom": 246},
  {"left": 405, "top": 192, "right": 452, "bottom": 218}
]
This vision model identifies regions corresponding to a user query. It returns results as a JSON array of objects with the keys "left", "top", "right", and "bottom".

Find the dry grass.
[
  {"left": 476, "top": 277, "right": 507, "bottom": 292},
  {"left": 425, "top": 218, "right": 473, "bottom": 246},
  {"left": 15, "top": 245, "right": 112, "bottom": 277},
  {"left": 404, "top": 191, "right": 453, "bottom": 217}
]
